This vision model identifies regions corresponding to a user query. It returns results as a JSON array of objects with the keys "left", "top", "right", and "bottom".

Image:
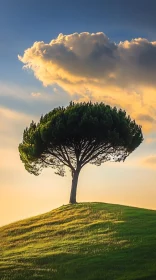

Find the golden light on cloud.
[
  {"left": 142, "top": 155, "right": 156, "bottom": 169},
  {"left": 0, "top": 106, "right": 33, "bottom": 133},
  {"left": 0, "top": 106, "right": 36, "bottom": 150},
  {"left": 0, "top": 106, "right": 26, "bottom": 121},
  {"left": 18, "top": 32, "right": 156, "bottom": 133},
  {"left": 145, "top": 137, "right": 156, "bottom": 144}
]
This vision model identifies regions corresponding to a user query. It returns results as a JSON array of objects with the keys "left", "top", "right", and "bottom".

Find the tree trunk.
[{"left": 69, "top": 169, "right": 80, "bottom": 204}]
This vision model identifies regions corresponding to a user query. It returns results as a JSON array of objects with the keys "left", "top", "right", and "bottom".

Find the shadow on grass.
[
  {"left": 1, "top": 203, "right": 156, "bottom": 280},
  {"left": 1, "top": 244, "right": 156, "bottom": 280}
]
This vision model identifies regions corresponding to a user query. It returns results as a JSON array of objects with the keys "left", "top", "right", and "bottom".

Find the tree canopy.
[{"left": 19, "top": 102, "right": 143, "bottom": 203}]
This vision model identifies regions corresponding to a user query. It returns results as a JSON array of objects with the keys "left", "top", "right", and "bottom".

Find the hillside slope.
[{"left": 1, "top": 202, "right": 156, "bottom": 280}]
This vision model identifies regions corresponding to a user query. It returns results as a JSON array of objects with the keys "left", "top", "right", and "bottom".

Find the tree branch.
[
  {"left": 81, "top": 145, "right": 112, "bottom": 167},
  {"left": 47, "top": 147, "right": 75, "bottom": 172},
  {"left": 80, "top": 142, "right": 110, "bottom": 165},
  {"left": 46, "top": 149, "right": 71, "bottom": 169},
  {"left": 79, "top": 140, "right": 96, "bottom": 164},
  {"left": 60, "top": 145, "right": 76, "bottom": 172}
]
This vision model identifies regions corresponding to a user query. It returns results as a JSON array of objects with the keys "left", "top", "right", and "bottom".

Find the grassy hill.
[{"left": 1, "top": 202, "right": 156, "bottom": 280}]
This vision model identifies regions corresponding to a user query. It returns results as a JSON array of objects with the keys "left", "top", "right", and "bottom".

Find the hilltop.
[{"left": 1, "top": 202, "right": 156, "bottom": 280}]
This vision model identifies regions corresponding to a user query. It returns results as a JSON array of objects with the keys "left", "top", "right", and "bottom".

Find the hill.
[{"left": 0, "top": 202, "right": 156, "bottom": 280}]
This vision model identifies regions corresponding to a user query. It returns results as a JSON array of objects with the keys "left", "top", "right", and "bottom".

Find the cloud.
[
  {"left": 145, "top": 137, "right": 156, "bottom": 144},
  {"left": 18, "top": 32, "right": 156, "bottom": 132},
  {"left": 142, "top": 155, "right": 156, "bottom": 169},
  {"left": 137, "top": 114, "right": 156, "bottom": 123},
  {"left": 53, "top": 87, "right": 58, "bottom": 93},
  {"left": 31, "top": 92, "right": 41, "bottom": 97},
  {"left": 0, "top": 81, "right": 72, "bottom": 118},
  {"left": 0, "top": 106, "right": 36, "bottom": 148},
  {"left": 0, "top": 106, "right": 32, "bottom": 124},
  {"left": 0, "top": 82, "right": 29, "bottom": 100},
  {"left": 18, "top": 32, "right": 156, "bottom": 88}
]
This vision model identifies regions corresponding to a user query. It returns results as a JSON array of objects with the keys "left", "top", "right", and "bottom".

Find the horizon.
[{"left": 1, "top": 0, "right": 156, "bottom": 227}]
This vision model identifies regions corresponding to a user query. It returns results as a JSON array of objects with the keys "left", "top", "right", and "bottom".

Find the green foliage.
[
  {"left": 19, "top": 102, "right": 143, "bottom": 176},
  {"left": 1, "top": 203, "right": 156, "bottom": 280}
]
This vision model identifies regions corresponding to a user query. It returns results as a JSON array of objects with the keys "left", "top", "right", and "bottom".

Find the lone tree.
[{"left": 19, "top": 102, "right": 143, "bottom": 203}]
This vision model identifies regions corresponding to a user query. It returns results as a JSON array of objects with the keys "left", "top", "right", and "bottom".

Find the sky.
[{"left": 0, "top": 0, "right": 156, "bottom": 226}]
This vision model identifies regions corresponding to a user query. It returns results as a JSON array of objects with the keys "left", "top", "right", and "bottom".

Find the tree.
[{"left": 19, "top": 102, "right": 143, "bottom": 204}]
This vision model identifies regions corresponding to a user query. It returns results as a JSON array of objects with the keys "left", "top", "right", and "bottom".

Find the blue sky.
[{"left": 0, "top": 0, "right": 156, "bottom": 226}]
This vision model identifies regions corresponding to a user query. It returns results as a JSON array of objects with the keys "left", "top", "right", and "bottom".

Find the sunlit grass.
[{"left": 1, "top": 202, "right": 156, "bottom": 279}]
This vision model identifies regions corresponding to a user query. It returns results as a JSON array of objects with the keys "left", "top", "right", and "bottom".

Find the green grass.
[{"left": 1, "top": 202, "right": 156, "bottom": 280}]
